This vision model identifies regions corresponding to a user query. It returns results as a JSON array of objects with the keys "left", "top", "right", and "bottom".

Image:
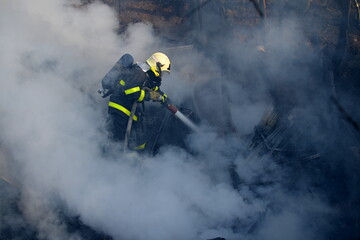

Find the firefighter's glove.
[
  {"left": 149, "top": 91, "right": 162, "bottom": 102},
  {"left": 161, "top": 94, "right": 168, "bottom": 103}
]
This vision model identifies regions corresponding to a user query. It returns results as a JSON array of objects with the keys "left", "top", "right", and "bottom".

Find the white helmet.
[{"left": 146, "top": 52, "right": 171, "bottom": 77}]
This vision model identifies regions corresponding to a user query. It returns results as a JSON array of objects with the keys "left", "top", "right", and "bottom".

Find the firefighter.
[{"left": 103, "top": 52, "right": 171, "bottom": 151}]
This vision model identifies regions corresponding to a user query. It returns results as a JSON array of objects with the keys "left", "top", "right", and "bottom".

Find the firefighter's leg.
[
  {"left": 107, "top": 113, "right": 127, "bottom": 142},
  {"left": 129, "top": 118, "right": 147, "bottom": 153}
]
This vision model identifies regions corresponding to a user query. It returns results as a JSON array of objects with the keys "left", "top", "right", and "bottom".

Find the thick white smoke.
[{"left": 0, "top": 1, "right": 337, "bottom": 240}]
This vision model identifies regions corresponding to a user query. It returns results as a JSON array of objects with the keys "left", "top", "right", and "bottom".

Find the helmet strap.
[
  {"left": 150, "top": 66, "right": 160, "bottom": 77},
  {"left": 156, "top": 62, "right": 162, "bottom": 77}
]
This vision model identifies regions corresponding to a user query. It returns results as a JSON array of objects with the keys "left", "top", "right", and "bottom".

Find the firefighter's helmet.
[{"left": 146, "top": 52, "right": 171, "bottom": 77}]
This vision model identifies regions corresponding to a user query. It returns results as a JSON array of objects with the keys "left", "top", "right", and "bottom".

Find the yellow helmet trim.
[{"left": 150, "top": 66, "right": 160, "bottom": 77}]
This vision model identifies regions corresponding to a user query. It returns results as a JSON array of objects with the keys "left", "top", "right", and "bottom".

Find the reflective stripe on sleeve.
[
  {"left": 124, "top": 86, "right": 141, "bottom": 95},
  {"left": 138, "top": 90, "right": 145, "bottom": 102},
  {"left": 108, "top": 101, "right": 138, "bottom": 121},
  {"left": 161, "top": 94, "right": 167, "bottom": 102}
]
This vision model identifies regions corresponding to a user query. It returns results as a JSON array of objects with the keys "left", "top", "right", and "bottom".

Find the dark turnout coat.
[{"left": 102, "top": 55, "right": 164, "bottom": 149}]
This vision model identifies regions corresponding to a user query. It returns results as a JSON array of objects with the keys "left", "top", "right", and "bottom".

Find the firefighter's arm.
[
  {"left": 153, "top": 86, "right": 168, "bottom": 102},
  {"left": 143, "top": 87, "right": 168, "bottom": 102},
  {"left": 123, "top": 86, "right": 146, "bottom": 102},
  {"left": 123, "top": 85, "right": 164, "bottom": 102}
]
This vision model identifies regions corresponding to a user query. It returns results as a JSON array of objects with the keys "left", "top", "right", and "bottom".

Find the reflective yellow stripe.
[
  {"left": 108, "top": 102, "right": 138, "bottom": 121},
  {"left": 153, "top": 86, "right": 159, "bottom": 91},
  {"left": 133, "top": 142, "right": 146, "bottom": 150},
  {"left": 124, "top": 86, "right": 141, "bottom": 95},
  {"left": 119, "top": 80, "right": 125, "bottom": 86},
  {"left": 138, "top": 90, "right": 145, "bottom": 102},
  {"left": 150, "top": 66, "right": 160, "bottom": 77}
]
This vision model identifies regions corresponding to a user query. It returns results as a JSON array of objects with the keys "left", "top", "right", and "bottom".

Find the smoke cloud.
[{"left": 1, "top": 1, "right": 358, "bottom": 240}]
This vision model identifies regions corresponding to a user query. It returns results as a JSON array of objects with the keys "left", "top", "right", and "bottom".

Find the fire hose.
[
  {"left": 123, "top": 96, "right": 200, "bottom": 153},
  {"left": 150, "top": 90, "right": 200, "bottom": 133},
  {"left": 165, "top": 102, "right": 200, "bottom": 133},
  {"left": 149, "top": 99, "right": 200, "bottom": 155}
]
